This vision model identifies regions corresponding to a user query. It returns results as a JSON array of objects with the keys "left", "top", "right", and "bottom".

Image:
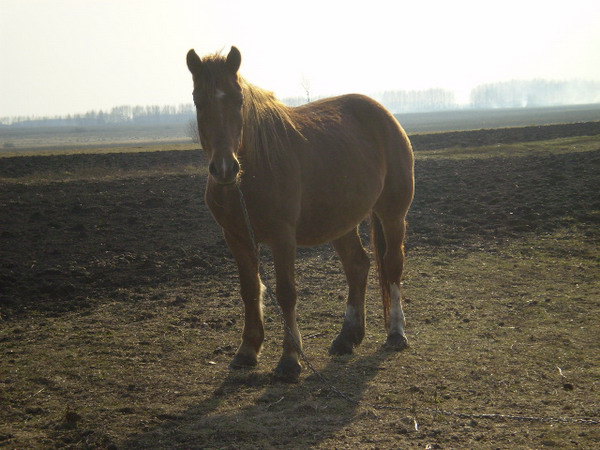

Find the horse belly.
[{"left": 295, "top": 170, "right": 383, "bottom": 246}]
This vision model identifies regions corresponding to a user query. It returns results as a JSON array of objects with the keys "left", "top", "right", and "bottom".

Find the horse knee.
[
  {"left": 275, "top": 279, "right": 297, "bottom": 309},
  {"left": 352, "top": 249, "right": 370, "bottom": 282}
]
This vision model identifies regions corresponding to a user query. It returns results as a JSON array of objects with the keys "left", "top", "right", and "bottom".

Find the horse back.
[{"left": 294, "top": 93, "right": 412, "bottom": 167}]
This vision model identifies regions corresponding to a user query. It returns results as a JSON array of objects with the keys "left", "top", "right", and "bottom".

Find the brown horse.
[{"left": 186, "top": 47, "right": 414, "bottom": 382}]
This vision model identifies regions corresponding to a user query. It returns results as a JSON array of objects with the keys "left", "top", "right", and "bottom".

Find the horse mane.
[{"left": 239, "top": 79, "right": 304, "bottom": 167}]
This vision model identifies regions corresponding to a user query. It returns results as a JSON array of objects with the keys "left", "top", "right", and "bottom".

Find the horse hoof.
[
  {"left": 229, "top": 352, "right": 258, "bottom": 369},
  {"left": 273, "top": 358, "right": 301, "bottom": 383},
  {"left": 329, "top": 336, "right": 354, "bottom": 356},
  {"left": 384, "top": 332, "right": 409, "bottom": 351}
]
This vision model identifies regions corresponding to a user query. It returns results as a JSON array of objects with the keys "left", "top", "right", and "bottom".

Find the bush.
[{"left": 186, "top": 120, "right": 200, "bottom": 144}]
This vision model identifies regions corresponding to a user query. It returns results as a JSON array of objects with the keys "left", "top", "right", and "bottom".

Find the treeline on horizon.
[{"left": 2, "top": 79, "right": 599, "bottom": 127}]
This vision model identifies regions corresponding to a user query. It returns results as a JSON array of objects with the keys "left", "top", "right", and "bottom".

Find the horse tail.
[{"left": 371, "top": 212, "right": 391, "bottom": 331}]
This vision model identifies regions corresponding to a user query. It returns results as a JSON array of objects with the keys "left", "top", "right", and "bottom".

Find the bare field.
[
  {"left": 1, "top": 125, "right": 599, "bottom": 448},
  {"left": 0, "top": 125, "right": 190, "bottom": 153},
  {"left": 2, "top": 103, "right": 599, "bottom": 153}
]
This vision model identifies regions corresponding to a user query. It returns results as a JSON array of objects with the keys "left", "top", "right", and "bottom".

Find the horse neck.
[{"left": 240, "top": 82, "right": 300, "bottom": 166}]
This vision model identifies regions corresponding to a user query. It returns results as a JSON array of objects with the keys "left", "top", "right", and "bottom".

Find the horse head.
[{"left": 187, "top": 46, "right": 244, "bottom": 185}]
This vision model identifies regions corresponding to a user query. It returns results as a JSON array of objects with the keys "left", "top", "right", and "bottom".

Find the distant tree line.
[
  {"left": 2, "top": 79, "right": 598, "bottom": 127},
  {"left": 283, "top": 89, "right": 458, "bottom": 112},
  {"left": 379, "top": 88, "right": 457, "bottom": 112},
  {"left": 470, "top": 79, "right": 600, "bottom": 109},
  {"left": 0, "top": 104, "right": 196, "bottom": 127}
]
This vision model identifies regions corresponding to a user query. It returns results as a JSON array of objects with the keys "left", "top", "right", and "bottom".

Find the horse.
[{"left": 186, "top": 46, "right": 414, "bottom": 382}]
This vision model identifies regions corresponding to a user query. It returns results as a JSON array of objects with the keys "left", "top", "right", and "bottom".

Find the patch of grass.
[
  {"left": 0, "top": 141, "right": 198, "bottom": 159},
  {"left": 417, "top": 135, "right": 600, "bottom": 160},
  {"left": 0, "top": 164, "right": 206, "bottom": 184}
]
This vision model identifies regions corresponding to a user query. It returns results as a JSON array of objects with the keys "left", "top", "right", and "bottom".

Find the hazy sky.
[{"left": 1, "top": 0, "right": 599, "bottom": 117}]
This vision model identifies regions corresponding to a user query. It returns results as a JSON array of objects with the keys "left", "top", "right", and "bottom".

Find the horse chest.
[{"left": 204, "top": 185, "right": 243, "bottom": 231}]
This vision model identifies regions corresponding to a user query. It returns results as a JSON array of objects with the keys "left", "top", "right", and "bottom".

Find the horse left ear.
[{"left": 226, "top": 46, "right": 241, "bottom": 74}]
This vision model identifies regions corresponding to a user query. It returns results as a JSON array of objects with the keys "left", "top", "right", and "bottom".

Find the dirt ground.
[{"left": 1, "top": 123, "right": 599, "bottom": 448}]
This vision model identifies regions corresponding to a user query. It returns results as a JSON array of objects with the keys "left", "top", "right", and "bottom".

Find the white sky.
[{"left": 1, "top": 0, "right": 599, "bottom": 117}]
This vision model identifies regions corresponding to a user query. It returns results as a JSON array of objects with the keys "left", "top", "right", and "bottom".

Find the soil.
[{"left": 1, "top": 122, "right": 599, "bottom": 448}]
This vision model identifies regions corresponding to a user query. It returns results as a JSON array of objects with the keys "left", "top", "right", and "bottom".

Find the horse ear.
[
  {"left": 186, "top": 49, "right": 202, "bottom": 74},
  {"left": 226, "top": 46, "right": 241, "bottom": 74}
]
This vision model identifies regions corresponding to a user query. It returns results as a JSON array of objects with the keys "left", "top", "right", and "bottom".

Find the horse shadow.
[{"left": 124, "top": 347, "right": 398, "bottom": 448}]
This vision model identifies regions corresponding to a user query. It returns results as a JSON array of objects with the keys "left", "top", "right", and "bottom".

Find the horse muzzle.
[{"left": 208, "top": 156, "right": 241, "bottom": 185}]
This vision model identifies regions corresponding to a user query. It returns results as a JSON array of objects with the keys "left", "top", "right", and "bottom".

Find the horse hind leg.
[
  {"left": 329, "top": 227, "right": 370, "bottom": 356},
  {"left": 373, "top": 213, "right": 409, "bottom": 350}
]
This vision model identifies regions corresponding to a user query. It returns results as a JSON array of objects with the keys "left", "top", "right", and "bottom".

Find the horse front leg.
[
  {"left": 270, "top": 233, "right": 302, "bottom": 382},
  {"left": 224, "top": 230, "right": 264, "bottom": 369}
]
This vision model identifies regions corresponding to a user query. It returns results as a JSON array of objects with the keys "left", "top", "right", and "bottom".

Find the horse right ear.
[
  {"left": 186, "top": 49, "right": 202, "bottom": 74},
  {"left": 226, "top": 46, "right": 241, "bottom": 74}
]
